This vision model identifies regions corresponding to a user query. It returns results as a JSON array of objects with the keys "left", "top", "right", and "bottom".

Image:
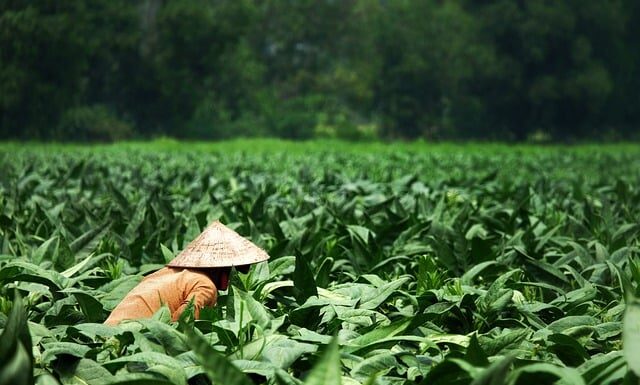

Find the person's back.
[
  {"left": 104, "top": 267, "right": 217, "bottom": 325},
  {"left": 103, "top": 220, "right": 269, "bottom": 325}
]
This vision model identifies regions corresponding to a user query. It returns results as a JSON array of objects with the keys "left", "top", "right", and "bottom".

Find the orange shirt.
[{"left": 104, "top": 267, "right": 217, "bottom": 325}]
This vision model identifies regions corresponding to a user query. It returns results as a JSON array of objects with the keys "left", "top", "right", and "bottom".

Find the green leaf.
[
  {"left": 344, "top": 318, "right": 412, "bottom": 353},
  {"left": 0, "top": 292, "right": 33, "bottom": 385},
  {"left": 232, "top": 359, "right": 277, "bottom": 378},
  {"left": 60, "top": 288, "right": 107, "bottom": 322},
  {"left": 61, "top": 253, "right": 108, "bottom": 278},
  {"left": 482, "top": 269, "right": 519, "bottom": 309},
  {"left": 578, "top": 351, "right": 625, "bottom": 385},
  {"left": 233, "top": 287, "right": 272, "bottom": 329},
  {"left": 69, "top": 222, "right": 110, "bottom": 262},
  {"left": 102, "top": 374, "right": 176, "bottom": 385},
  {"left": 547, "top": 316, "right": 597, "bottom": 334},
  {"left": 623, "top": 299, "right": 640, "bottom": 376},
  {"left": 471, "top": 355, "right": 514, "bottom": 385},
  {"left": 347, "top": 225, "right": 375, "bottom": 245},
  {"left": 547, "top": 333, "right": 589, "bottom": 366},
  {"left": 41, "top": 342, "right": 91, "bottom": 365},
  {"left": 269, "top": 256, "right": 296, "bottom": 279},
  {"left": 0, "top": 261, "right": 70, "bottom": 292},
  {"left": 54, "top": 358, "right": 114, "bottom": 385},
  {"left": 104, "top": 352, "right": 187, "bottom": 385},
  {"left": 0, "top": 342, "right": 32, "bottom": 385},
  {"left": 304, "top": 336, "right": 342, "bottom": 385},
  {"left": 461, "top": 261, "right": 496, "bottom": 285},
  {"left": 32, "top": 236, "right": 60, "bottom": 265},
  {"left": 419, "top": 358, "right": 481, "bottom": 385},
  {"left": 359, "top": 277, "right": 408, "bottom": 310},
  {"left": 506, "top": 363, "right": 585, "bottom": 385},
  {"left": 350, "top": 351, "right": 396, "bottom": 380},
  {"left": 232, "top": 335, "right": 317, "bottom": 368},
  {"left": 185, "top": 327, "right": 253, "bottom": 385},
  {"left": 471, "top": 354, "right": 515, "bottom": 385},
  {"left": 465, "top": 334, "right": 489, "bottom": 367},
  {"left": 160, "top": 244, "right": 174, "bottom": 264},
  {"left": 293, "top": 255, "right": 318, "bottom": 302},
  {"left": 478, "top": 328, "right": 530, "bottom": 356},
  {"left": 137, "top": 319, "right": 190, "bottom": 356},
  {"left": 465, "top": 224, "right": 488, "bottom": 241},
  {"left": 36, "top": 373, "right": 61, "bottom": 385}
]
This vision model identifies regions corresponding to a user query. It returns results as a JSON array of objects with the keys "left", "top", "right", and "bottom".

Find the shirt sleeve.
[{"left": 172, "top": 273, "right": 218, "bottom": 321}]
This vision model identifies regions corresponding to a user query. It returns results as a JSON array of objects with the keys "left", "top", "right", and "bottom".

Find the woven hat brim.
[
  {"left": 166, "top": 221, "right": 270, "bottom": 268},
  {"left": 167, "top": 249, "right": 270, "bottom": 268}
]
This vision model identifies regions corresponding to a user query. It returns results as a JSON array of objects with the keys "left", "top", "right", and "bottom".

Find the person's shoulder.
[
  {"left": 142, "top": 266, "right": 173, "bottom": 280},
  {"left": 185, "top": 269, "right": 217, "bottom": 297},
  {"left": 184, "top": 268, "right": 215, "bottom": 284}
]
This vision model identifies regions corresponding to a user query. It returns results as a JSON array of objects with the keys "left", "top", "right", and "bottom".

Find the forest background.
[{"left": 1, "top": 0, "right": 639, "bottom": 142}]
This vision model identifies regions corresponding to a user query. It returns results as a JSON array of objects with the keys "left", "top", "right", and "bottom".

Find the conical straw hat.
[{"left": 167, "top": 221, "right": 270, "bottom": 268}]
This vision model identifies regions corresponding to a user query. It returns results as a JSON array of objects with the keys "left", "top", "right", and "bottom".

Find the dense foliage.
[
  {"left": 1, "top": 141, "right": 640, "bottom": 384},
  {"left": 1, "top": 1, "right": 639, "bottom": 141}
]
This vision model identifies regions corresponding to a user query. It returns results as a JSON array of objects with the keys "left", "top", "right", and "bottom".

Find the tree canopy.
[{"left": 1, "top": 0, "right": 638, "bottom": 141}]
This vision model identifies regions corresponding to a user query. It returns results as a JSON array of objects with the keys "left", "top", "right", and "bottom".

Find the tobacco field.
[{"left": 1, "top": 141, "right": 640, "bottom": 385}]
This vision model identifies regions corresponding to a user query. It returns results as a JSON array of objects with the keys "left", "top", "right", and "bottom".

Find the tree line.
[{"left": 1, "top": 0, "right": 639, "bottom": 142}]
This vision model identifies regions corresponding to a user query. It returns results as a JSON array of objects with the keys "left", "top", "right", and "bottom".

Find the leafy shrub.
[
  {"left": 263, "top": 95, "right": 323, "bottom": 140},
  {"left": 314, "top": 112, "right": 379, "bottom": 141},
  {"left": 57, "top": 105, "right": 133, "bottom": 142}
]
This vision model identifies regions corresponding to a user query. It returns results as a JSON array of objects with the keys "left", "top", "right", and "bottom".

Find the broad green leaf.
[
  {"left": 478, "top": 328, "right": 530, "bottom": 356},
  {"left": 482, "top": 269, "right": 519, "bottom": 309},
  {"left": 101, "top": 373, "right": 176, "bottom": 385},
  {"left": 136, "top": 319, "right": 190, "bottom": 356},
  {"left": 233, "top": 335, "right": 317, "bottom": 368},
  {"left": 32, "top": 236, "right": 60, "bottom": 265},
  {"left": 41, "top": 342, "right": 91, "bottom": 364},
  {"left": 160, "top": 244, "right": 174, "bottom": 264},
  {"left": 344, "top": 318, "right": 413, "bottom": 353},
  {"left": 60, "top": 288, "right": 107, "bottom": 322},
  {"left": 234, "top": 287, "right": 272, "bottom": 329},
  {"left": 359, "top": 277, "right": 409, "bottom": 310},
  {"left": 419, "top": 358, "right": 481, "bottom": 385},
  {"left": 0, "top": 293, "right": 33, "bottom": 385},
  {"left": 0, "top": 342, "right": 32, "bottom": 385},
  {"left": 54, "top": 358, "right": 114, "bottom": 385},
  {"left": 506, "top": 363, "right": 585, "bottom": 385},
  {"left": 293, "top": 255, "right": 318, "bottom": 302},
  {"left": 461, "top": 261, "right": 497, "bottom": 285},
  {"left": 233, "top": 359, "right": 278, "bottom": 378},
  {"left": 347, "top": 225, "right": 375, "bottom": 245},
  {"left": 623, "top": 300, "right": 640, "bottom": 376},
  {"left": 547, "top": 316, "right": 597, "bottom": 334},
  {"left": 465, "top": 334, "right": 489, "bottom": 367},
  {"left": 61, "top": 253, "right": 108, "bottom": 278},
  {"left": 547, "top": 333, "right": 589, "bottom": 366},
  {"left": 465, "top": 224, "right": 488, "bottom": 240},
  {"left": 269, "top": 256, "right": 296, "bottom": 278},
  {"left": 291, "top": 328, "right": 333, "bottom": 344},
  {"left": 304, "top": 336, "right": 342, "bottom": 385},
  {"left": 0, "top": 261, "right": 70, "bottom": 292},
  {"left": 36, "top": 373, "right": 61, "bottom": 385},
  {"left": 350, "top": 351, "right": 397, "bottom": 380},
  {"left": 69, "top": 222, "right": 110, "bottom": 262},
  {"left": 471, "top": 354, "right": 515, "bottom": 385},
  {"left": 185, "top": 327, "right": 253, "bottom": 385},
  {"left": 105, "top": 352, "right": 187, "bottom": 385},
  {"left": 578, "top": 351, "right": 626, "bottom": 385}
]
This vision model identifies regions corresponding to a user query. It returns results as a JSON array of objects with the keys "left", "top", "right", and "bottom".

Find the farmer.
[{"left": 104, "top": 221, "right": 270, "bottom": 325}]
